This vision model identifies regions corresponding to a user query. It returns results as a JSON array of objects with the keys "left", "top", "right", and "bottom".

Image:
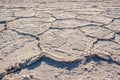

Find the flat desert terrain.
[{"left": 0, "top": 0, "right": 120, "bottom": 80}]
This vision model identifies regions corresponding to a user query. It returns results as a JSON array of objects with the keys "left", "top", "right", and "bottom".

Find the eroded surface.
[
  {"left": 0, "top": 30, "right": 42, "bottom": 78},
  {"left": 40, "top": 29, "right": 95, "bottom": 62},
  {"left": 0, "top": 0, "right": 120, "bottom": 80}
]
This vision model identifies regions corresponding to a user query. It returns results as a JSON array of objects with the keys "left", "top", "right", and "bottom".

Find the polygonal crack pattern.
[
  {"left": 7, "top": 18, "right": 51, "bottom": 35},
  {"left": 0, "top": 30, "right": 42, "bottom": 78},
  {"left": 40, "top": 29, "right": 95, "bottom": 62},
  {"left": 0, "top": 0, "right": 120, "bottom": 79},
  {"left": 80, "top": 25, "right": 115, "bottom": 40}
]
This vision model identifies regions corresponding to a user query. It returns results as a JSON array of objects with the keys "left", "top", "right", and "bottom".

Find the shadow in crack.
[
  {"left": 42, "top": 57, "right": 80, "bottom": 70},
  {"left": 83, "top": 56, "right": 101, "bottom": 64},
  {"left": 27, "top": 56, "right": 81, "bottom": 71},
  {"left": 84, "top": 56, "right": 120, "bottom": 66},
  {"left": 13, "top": 56, "right": 120, "bottom": 75},
  {"left": 26, "top": 56, "right": 120, "bottom": 71},
  {"left": 107, "top": 59, "right": 120, "bottom": 66},
  {"left": 26, "top": 58, "right": 43, "bottom": 70},
  {"left": 13, "top": 58, "right": 43, "bottom": 74}
]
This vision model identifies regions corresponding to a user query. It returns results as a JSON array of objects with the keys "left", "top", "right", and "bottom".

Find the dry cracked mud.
[{"left": 0, "top": 0, "right": 120, "bottom": 80}]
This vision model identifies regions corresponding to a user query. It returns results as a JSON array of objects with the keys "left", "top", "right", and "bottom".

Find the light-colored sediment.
[{"left": 0, "top": 0, "right": 120, "bottom": 80}]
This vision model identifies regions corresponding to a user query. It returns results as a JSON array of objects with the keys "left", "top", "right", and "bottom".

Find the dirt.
[{"left": 0, "top": 0, "right": 120, "bottom": 80}]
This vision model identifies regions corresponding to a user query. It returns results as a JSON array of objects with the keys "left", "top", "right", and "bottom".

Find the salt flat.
[{"left": 0, "top": 0, "right": 120, "bottom": 80}]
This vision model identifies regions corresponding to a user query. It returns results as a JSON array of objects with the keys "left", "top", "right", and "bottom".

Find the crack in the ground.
[
  {"left": 50, "top": 24, "right": 99, "bottom": 30},
  {"left": 6, "top": 54, "right": 43, "bottom": 74},
  {"left": 49, "top": 25, "right": 116, "bottom": 43},
  {"left": 0, "top": 21, "right": 7, "bottom": 32},
  {"left": 52, "top": 18, "right": 103, "bottom": 25},
  {"left": 37, "top": 27, "right": 51, "bottom": 36},
  {"left": 1, "top": 28, "right": 120, "bottom": 80},
  {"left": 48, "top": 17, "right": 120, "bottom": 43},
  {"left": 11, "top": 29, "right": 40, "bottom": 40},
  {"left": 100, "top": 18, "right": 120, "bottom": 32},
  {"left": 49, "top": 17, "right": 115, "bottom": 31},
  {"left": 1, "top": 7, "right": 120, "bottom": 80},
  {"left": 0, "top": 28, "right": 44, "bottom": 79},
  {"left": 0, "top": 14, "right": 56, "bottom": 33}
]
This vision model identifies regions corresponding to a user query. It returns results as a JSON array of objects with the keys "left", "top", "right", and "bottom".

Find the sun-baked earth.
[{"left": 0, "top": 0, "right": 120, "bottom": 80}]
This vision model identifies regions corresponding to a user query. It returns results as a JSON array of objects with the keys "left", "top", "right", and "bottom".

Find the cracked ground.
[{"left": 0, "top": 0, "right": 120, "bottom": 80}]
